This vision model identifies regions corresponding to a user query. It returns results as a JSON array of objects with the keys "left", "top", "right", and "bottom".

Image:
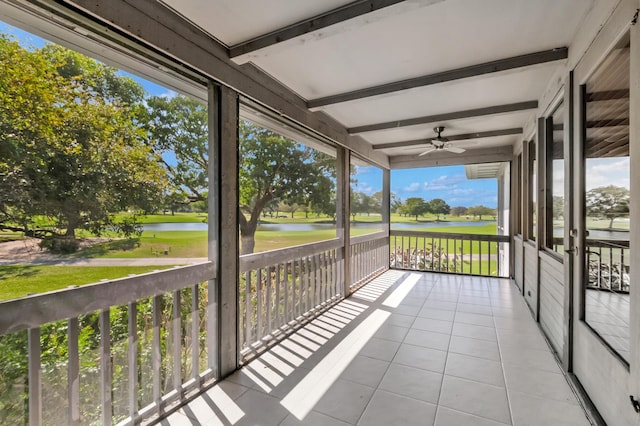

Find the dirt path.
[{"left": 0, "top": 238, "right": 207, "bottom": 266}]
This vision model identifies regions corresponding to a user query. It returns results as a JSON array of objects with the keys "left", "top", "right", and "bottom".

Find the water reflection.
[{"left": 142, "top": 221, "right": 495, "bottom": 232}]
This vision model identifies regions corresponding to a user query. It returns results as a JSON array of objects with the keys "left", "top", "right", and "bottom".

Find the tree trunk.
[{"left": 608, "top": 216, "right": 615, "bottom": 229}]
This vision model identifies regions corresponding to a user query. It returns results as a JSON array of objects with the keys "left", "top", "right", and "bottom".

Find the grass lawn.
[
  {"left": 0, "top": 265, "right": 172, "bottom": 301},
  {"left": 398, "top": 223, "right": 497, "bottom": 235},
  {"left": 71, "top": 227, "right": 380, "bottom": 259},
  {"left": 134, "top": 212, "right": 208, "bottom": 224}
]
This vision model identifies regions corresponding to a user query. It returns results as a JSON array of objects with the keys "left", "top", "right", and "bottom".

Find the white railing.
[
  {"left": 390, "top": 230, "right": 510, "bottom": 278},
  {"left": 239, "top": 239, "right": 344, "bottom": 359},
  {"left": 0, "top": 263, "right": 216, "bottom": 426},
  {"left": 350, "top": 232, "right": 389, "bottom": 290},
  {"left": 586, "top": 239, "right": 630, "bottom": 293}
]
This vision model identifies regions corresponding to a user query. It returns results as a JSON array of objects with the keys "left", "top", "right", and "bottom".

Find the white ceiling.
[{"left": 157, "top": 0, "right": 595, "bottom": 160}]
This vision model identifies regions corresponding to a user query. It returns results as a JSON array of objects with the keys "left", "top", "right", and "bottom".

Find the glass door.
[{"left": 571, "top": 4, "right": 640, "bottom": 420}]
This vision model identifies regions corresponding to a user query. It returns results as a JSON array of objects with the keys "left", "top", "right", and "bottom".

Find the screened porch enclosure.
[{"left": 0, "top": 0, "right": 639, "bottom": 425}]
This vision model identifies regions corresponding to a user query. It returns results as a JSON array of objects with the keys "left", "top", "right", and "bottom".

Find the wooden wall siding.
[
  {"left": 523, "top": 243, "right": 538, "bottom": 317},
  {"left": 513, "top": 236, "right": 524, "bottom": 291},
  {"left": 538, "top": 252, "right": 564, "bottom": 355}
]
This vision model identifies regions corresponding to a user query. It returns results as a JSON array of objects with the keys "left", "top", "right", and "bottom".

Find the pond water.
[{"left": 142, "top": 221, "right": 493, "bottom": 232}]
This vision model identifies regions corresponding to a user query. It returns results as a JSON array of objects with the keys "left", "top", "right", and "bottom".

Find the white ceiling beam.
[
  {"left": 390, "top": 146, "right": 513, "bottom": 169},
  {"left": 55, "top": 0, "right": 390, "bottom": 168},
  {"left": 229, "top": 0, "right": 446, "bottom": 64},
  {"left": 371, "top": 128, "right": 523, "bottom": 150},
  {"left": 309, "top": 48, "right": 567, "bottom": 109},
  {"left": 348, "top": 101, "right": 538, "bottom": 134}
]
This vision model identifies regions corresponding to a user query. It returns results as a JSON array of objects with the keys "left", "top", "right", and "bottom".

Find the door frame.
[{"left": 570, "top": 1, "right": 640, "bottom": 423}]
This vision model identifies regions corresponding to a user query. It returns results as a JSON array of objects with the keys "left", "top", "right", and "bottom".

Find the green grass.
[
  {"left": 0, "top": 265, "right": 172, "bottom": 301},
  {"left": 395, "top": 223, "right": 497, "bottom": 235},
  {"left": 134, "top": 213, "right": 208, "bottom": 224}
]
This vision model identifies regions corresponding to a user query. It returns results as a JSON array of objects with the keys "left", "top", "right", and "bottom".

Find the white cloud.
[
  {"left": 423, "top": 174, "right": 466, "bottom": 191},
  {"left": 585, "top": 157, "right": 629, "bottom": 190},
  {"left": 157, "top": 90, "right": 178, "bottom": 99},
  {"left": 403, "top": 182, "right": 421, "bottom": 192}
]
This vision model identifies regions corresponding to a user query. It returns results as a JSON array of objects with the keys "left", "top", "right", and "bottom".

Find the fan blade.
[
  {"left": 418, "top": 147, "right": 436, "bottom": 156},
  {"left": 444, "top": 146, "right": 466, "bottom": 154}
]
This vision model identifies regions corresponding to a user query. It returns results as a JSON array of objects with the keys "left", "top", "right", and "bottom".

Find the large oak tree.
[{"left": 0, "top": 37, "right": 166, "bottom": 240}]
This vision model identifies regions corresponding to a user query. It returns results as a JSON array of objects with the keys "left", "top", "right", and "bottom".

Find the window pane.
[
  {"left": 238, "top": 118, "right": 337, "bottom": 255},
  {"left": 548, "top": 101, "right": 565, "bottom": 255},
  {"left": 583, "top": 34, "right": 630, "bottom": 362},
  {"left": 0, "top": 23, "right": 207, "bottom": 301},
  {"left": 350, "top": 158, "right": 383, "bottom": 236},
  {"left": 529, "top": 140, "right": 537, "bottom": 240}
]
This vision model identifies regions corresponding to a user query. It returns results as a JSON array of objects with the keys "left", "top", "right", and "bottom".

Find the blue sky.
[
  {"left": 392, "top": 166, "right": 497, "bottom": 208},
  {"left": 3, "top": 20, "right": 499, "bottom": 207},
  {"left": 352, "top": 165, "right": 498, "bottom": 208}
]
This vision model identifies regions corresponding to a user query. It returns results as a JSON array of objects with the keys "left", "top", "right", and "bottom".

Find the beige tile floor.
[{"left": 161, "top": 271, "right": 591, "bottom": 426}]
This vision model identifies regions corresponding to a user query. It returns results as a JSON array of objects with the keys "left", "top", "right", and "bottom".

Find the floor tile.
[
  {"left": 404, "top": 328, "right": 451, "bottom": 351},
  {"left": 457, "top": 303, "right": 494, "bottom": 316},
  {"left": 341, "top": 355, "right": 390, "bottom": 388},
  {"left": 358, "top": 390, "right": 437, "bottom": 426},
  {"left": 502, "top": 363, "right": 578, "bottom": 405},
  {"left": 314, "top": 379, "right": 375, "bottom": 424},
  {"left": 496, "top": 328, "right": 549, "bottom": 351},
  {"left": 499, "top": 344, "right": 561, "bottom": 373},
  {"left": 423, "top": 300, "right": 457, "bottom": 311},
  {"left": 160, "top": 412, "right": 199, "bottom": 426},
  {"left": 358, "top": 337, "right": 401, "bottom": 361},
  {"left": 452, "top": 323, "right": 497, "bottom": 342},
  {"left": 280, "top": 411, "right": 352, "bottom": 426},
  {"left": 418, "top": 307, "right": 457, "bottom": 321},
  {"left": 435, "top": 406, "right": 510, "bottom": 426},
  {"left": 439, "top": 375, "right": 511, "bottom": 424},
  {"left": 509, "top": 390, "right": 590, "bottom": 425},
  {"left": 449, "top": 335, "right": 501, "bottom": 361},
  {"left": 384, "top": 313, "right": 416, "bottom": 328},
  {"left": 157, "top": 272, "right": 591, "bottom": 426},
  {"left": 392, "top": 343, "right": 447, "bottom": 373},
  {"left": 412, "top": 317, "right": 453, "bottom": 334},
  {"left": 379, "top": 363, "right": 443, "bottom": 403},
  {"left": 373, "top": 324, "right": 409, "bottom": 343},
  {"left": 233, "top": 389, "right": 290, "bottom": 426},
  {"left": 445, "top": 352, "right": 505, "bottom": 387},
  {"left": 455, "top": 311, "right": 495, "bottom": 327}
]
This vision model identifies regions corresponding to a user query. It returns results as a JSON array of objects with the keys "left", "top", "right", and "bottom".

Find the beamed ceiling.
[{"left": 158, "top": 0, "right": 595, "bottom": 162}]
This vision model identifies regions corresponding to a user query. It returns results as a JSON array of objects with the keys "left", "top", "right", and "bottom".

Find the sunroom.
[{"left": 0, "top": 0, "right": 639, "bottom": 425}]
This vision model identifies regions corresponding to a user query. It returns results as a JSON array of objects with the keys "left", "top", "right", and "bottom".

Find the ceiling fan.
[{"left": 418, "top": 126, "right": 467, "bottom": 156}]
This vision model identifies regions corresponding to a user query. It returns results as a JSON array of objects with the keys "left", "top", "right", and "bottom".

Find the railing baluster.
[
  {"left": 191, "top": 284, "right": 199, "bottom": 379},
  {"left": 255, "top": 268, "right": 263, "bottom": 343},
  {"left": 68, "top": 317, "right": 80, "bottom": 426},
  {"left": 128, "top": 301, "right": 138, "bottom": 420},
  {"left": 152, "top": 296, "right": 161, "bottom": 408},
  {"left": 28, "top": 327, "right": 42, "bottom": 426},
  {"left": 314, "top": 254, "right": 321, "bottom": 306},
  {"left": 267, "top": 266, "right": 273, "bottom": 335},
  {"left": 296, "top": 259, "right": 302, "bottom": 319},
  {"left": 479, "top": 238, "right": 483, "bottom": 276},
  {"left": 245, "top": 272, "right": 252, "bottom": 349},
  {"left": 283, "top": 262, "right": 290, "bottom": 324},
  {"left": 172, "top": 292, "right": 181, "bottom": 391},
  {"left": 488, "top": 239, "right": 492, "bottom": 276},
  {"left": 100, "top": 309, "right": 112, "bottom": 426},
  {"left": 275, "top": 264, "right": 281, "bottom": 330}
]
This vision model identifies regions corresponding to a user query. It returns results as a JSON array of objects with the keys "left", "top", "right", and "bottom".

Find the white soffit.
[
  {"left": 391, "top": 135, "right": 517, "bottom": 156},
  {"left": 158, "top": 0, "right": 354, "bottom": 46},
  {"left": 321, "top": 65, "right": 558, "bottom": 128},
  {"left": 362, "top": 111, "right": 533, "bottom": 144},
  {"left": 465, "top": 162, "right": 505, "bottom": 179},
  {"left": 249, "top": 0, "right": 593, "bottom": 99}
]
